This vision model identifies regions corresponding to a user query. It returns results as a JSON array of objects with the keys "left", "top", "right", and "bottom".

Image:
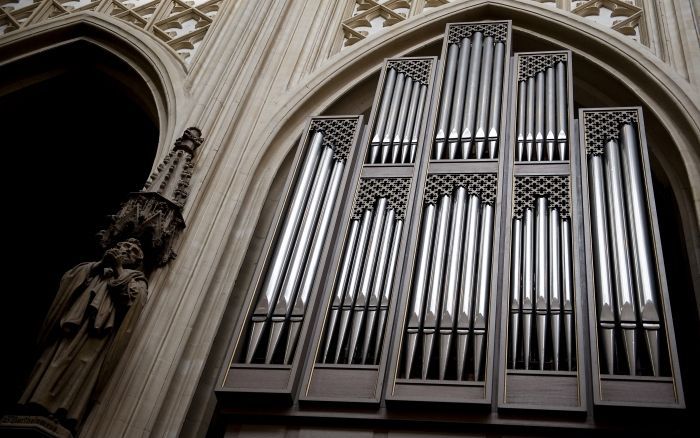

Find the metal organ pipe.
[
  {"left": 473, "top": 203, "right": 494, "bottom": 380},
  {"left": 375, "top": 219, "right": 403, "bottom": 363},
  {"left": 323, "top": 219, "right": 360, "bottom": 362},
  {"left": 516, "top": 82, "right": 526, "bottom": 162},
  {"left": 474, "top": 36, "right": 494, "bottom": 159},
  {"left": 401, "top": 84, "right": 421, "bottom": 163},
  {"left": 246, "top": 132, "right": 323, "bottom": 363},
  {"left": 461, "top": 32, "right": 483, "bottom": 159},
  {"left": 556, "top": 62, "right": 568, "bottom": 160},
  {"left": 392, "top": 79, "right": 414, "bottom": 163},
  {"left": 457, "top": 195, "right": 481, "bottom": 379},
  {"left": 405, "top": 204, "right": 436, "bottom": 378},
  {"left": 534, "top": 72, "right": 545, "bottom": 162},
  {"left": 620, "top": 124, "right": 661, "bottom": 376},
  {"left": 588, "top": 154, "right": 616, "bottom": 374},
  {"left": 382, "top": 73, "right": 406, "bottom": 164},
  {"left": 521, "top": 208, "right": 534, "bottom": 369},
  {"left": 370, "top": 68, "right": 396, "bottom": 164},
  {"left": 410, "top": 85, "right": 428, "bottom": 163},
  {"left": 423, "top": 195, "right": 451, "bottom": 378},
  {"left": 548, "top": 207, "right": 562, "bottom": 370},
  {"left": 285, "top": 159, "right": 345, "bottom": 364},
  {"left": 348, "top": 198, "right": 388, "bottom": 363},
  {"left": 561, "top": 218, "right": 574, "bottom": 371},
  {"left": 335, "top": 209, "right": 372, "bottom": 363},
  {"left": 362, "top": 208, "right": 396, "bottom": 363},
  {"left": 435, "top": 44, "right": 459, "bottom": 160},
  {"left": 438, "top": 187, "right": 466, "bottom": 380},
  {"left": 545, "top": 67, "right": 556, "bottom": 161},
  {"left": 267, "top": 146, "right": 334, "bottom": 363},
  {"left": 525, "top": 76, "right": 535, "bottom": 161},
  {"left": 604, "top": 139, "right": 638, "bottom": 375},
  {"left": 448, "top": 39, "right": 471, "bottom": 159},
  {"left": 487, "top": 42, "right": 505, "bottom": 159},
  {"left": 509, "top": 218, "right": 523, "bottom": 369}
]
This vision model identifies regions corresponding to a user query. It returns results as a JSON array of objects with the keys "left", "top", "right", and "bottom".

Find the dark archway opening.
[{"left": 0, "top": 41, "right": 158, "bottom": 416}]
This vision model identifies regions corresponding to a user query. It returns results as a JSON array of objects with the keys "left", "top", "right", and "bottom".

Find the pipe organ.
[{"left": 218, "top": 21, "right": 684, "bottom": 414}]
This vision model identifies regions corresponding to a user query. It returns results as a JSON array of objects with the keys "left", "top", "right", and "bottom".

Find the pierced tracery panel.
[{"left": 0, "top": 0, "right": 228, "bottom": 64}]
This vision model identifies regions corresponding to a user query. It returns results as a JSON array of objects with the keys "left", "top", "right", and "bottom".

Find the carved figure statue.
[{"left": 19, "top": 239, "right": 148, "bottom": 430}]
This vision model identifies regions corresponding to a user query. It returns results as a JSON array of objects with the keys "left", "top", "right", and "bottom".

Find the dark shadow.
[{"left": 0, "top": 41, "right": 158, "bottom": 417}]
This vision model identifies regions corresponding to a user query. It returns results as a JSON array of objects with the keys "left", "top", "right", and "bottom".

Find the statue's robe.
[{"left": 20, "top": 262, "right": 147, "bottom": 427}]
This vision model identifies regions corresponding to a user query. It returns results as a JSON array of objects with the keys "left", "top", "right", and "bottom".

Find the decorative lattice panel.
[
  {"left": 446, "top": 21, "right": 508, "bottom": 44},
  {"left": 310, "top": 117, "right": 361, "bottom": 160},
  {"left": 0, "top": 0, "right": 228, "bottom": 64},
  {"left": 424, "top": 173, "right": 497, "bottom": 204},
  {"left": 582, "top": 110, "right": 639, "bottom": 155},
  {"left": 352, "top": 177, "right": 411, "bottom": 220},
  {"left": 514, "top": 175, "right": 571, "bottom": 218},
  {"left": 517, "top": 53, "right": 568, "bottom": 81},
  {"left": 386, "top": 58, "right": 432, "bottom": 85}
]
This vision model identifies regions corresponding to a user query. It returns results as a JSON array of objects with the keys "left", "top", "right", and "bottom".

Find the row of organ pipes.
[
  {"left": 321, "top": 198, "right": 404, "bottom": 365},
  {"left": 509, "top": 198, "right": 575, "bottom": 371},
  {"left": 588, "top": 124, "right": 663, "bottom": 376},
  {"left": 368, "top": 68, "right": 428, "bottom": 165},
  {"left": 515, "top": 61, "right": 569, "bottom": 162},
  {"left": 403, "top": 187, "right": 494, "bottom": 381},
  {"left": 433, "top": 32, "right": 506, "bottom": 160},
  {"left": 244, "top": 132, "right": 345, "bottom": 364}
]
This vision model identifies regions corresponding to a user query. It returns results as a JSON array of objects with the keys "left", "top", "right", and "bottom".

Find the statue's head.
[{"left": 107, "top": 238, "right": 144, "bottom": 270}]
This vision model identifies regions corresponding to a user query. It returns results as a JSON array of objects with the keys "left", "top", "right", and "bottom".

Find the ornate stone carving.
[
  {"left": 98, "top": 127, "right": 202, "bottom": 271},
  {"left": 14, "top": 239, "right": 148, "bottom": 432}
]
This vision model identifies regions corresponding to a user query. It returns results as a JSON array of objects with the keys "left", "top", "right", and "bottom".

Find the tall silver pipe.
[
  {"left": 516, "top": 81, "right": 526, "bottom": 162},
  {"left": 525, "top": 76, "right": 535, "bottom": 161},
  {"left": 423, "top": 194, "right": 451, "bottom": 379},
  {"left": 461, "top": 32, "right": 484, "bottom": 159},
  {"left": 561, "top": 218, "right": 574, "bottom": 371},
  {"left": 382, "top": 73, "right": 406, "bottom": 164},
  {"left": 375, "top": 220, "right": 403, "bottom": 363},
  {"left": 510, "top": 218, "right": 523, "bottom": 369},
  {"left": 620, "top": 123, "right": 661, "bottom": 376},
  {"left": 392, "top": 78, "right": 414, "bottom": 163},
  {"left": 535, "top": 197, "right": 549, "bottom": 370},
  {"left": 522, "top": 208, "right": 535, "bottom": 369},
  {"left": 535, "top": 71, "right": 545, "bottom": 161},
  {"left": 362, "top": 209, "right": 396, "bottom": 364},
  {"left": 348, "top": 198, "right": 387, "bottom": 363},
  {"left": 474, "top": 36, "right": 494, "bottom": 159},
  {"left": 439, "top": 187, "right": 466, "bottom": 379},
  {"left": 589, "top": 154, "right": 617, "bottom": 374},
  {"left": 401, "top": 84, "right": 421, "bottom": 163},
  {"left": 487, "top": 42, "right": 505, "bottom": 159},
  {"left": 370, "top": 68, "right": 396, "bottom": 164},
  {"left": 285, "top": 159, "right": 345, "bottom": 364},
  {"left": 246, "top": 132, "right": 323, "bottom": 363},
  {"left": 270, "top": 147, "right": 332, "bottom": 318},
  {"left": 604, "top": 139, "right": 638, "bottom": 375},
  {"left": 267, "top": 147, "right": 334, "bottom": 363},
  {"left": 410, "top": 85, "right": 428, "bottom": 163},
  {"left": 548, "top": 207, "right": 562, "bottom": 370},
  {"left": 323, "top": 219, "right": 360, "bottom": 363},
  {"left": 457, "top": 195, "right": 481, "bottom": 379},
  {"left": 435, "top": 44, "right": 459, "bottom": 160},
  {"left": 448, "top": 39, "right": 471, "bottom": 159},
  {"left": 335, "top": 209, "right": 373, "bottom": 363},
  {"left": 555, "top": 61, "right": 568, "bottom": 160},
  {"left": 545, "top": 67, "right": 556, "bottom": 161},
  {"left": 473, "top": 203, "right": 494, "bottom": 380},
  {"left": 405, "top": 204, "right": 436, "bottom": 378}
]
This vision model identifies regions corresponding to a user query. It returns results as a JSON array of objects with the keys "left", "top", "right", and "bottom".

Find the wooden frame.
[
  {"left": 577, "top": 107, "right": 685, "bottom": 409},
  {"left": 385, "top": 21, "right": 512, "bottom": 406},
  {"left": 497, "top": 50, "right": 587, "bottom": 412},
  {"left": 216, "top": 115, "right": 364, "bottom": 404},
  {"left": 299, "top": 56, "right": 439, "bottom": 405}
]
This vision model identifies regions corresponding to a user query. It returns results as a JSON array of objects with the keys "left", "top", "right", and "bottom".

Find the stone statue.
[{"left": 19, "top": 238, "right": 148, "bottom": 430}]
